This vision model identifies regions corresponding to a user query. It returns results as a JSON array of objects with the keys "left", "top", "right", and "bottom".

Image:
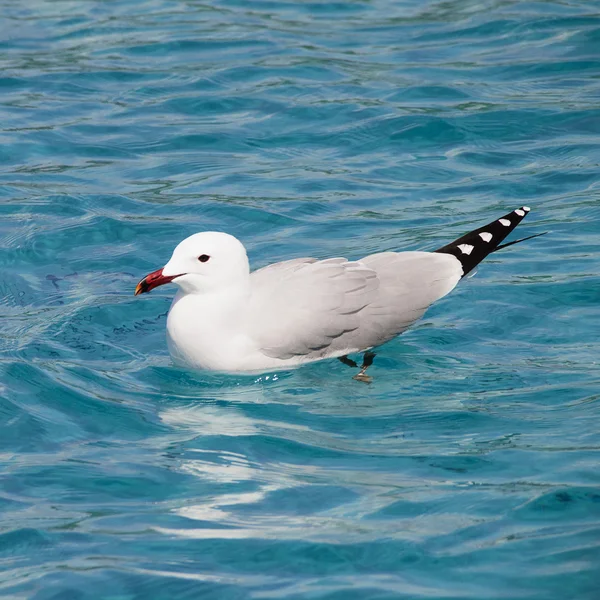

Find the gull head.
[{"left": 135, "top": 231, "right": 249, "bottom": 296}]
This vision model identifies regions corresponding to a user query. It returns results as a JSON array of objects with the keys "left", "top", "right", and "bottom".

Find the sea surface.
[{"left": 1, "top": 0, "right": 600, "bottom": 598}]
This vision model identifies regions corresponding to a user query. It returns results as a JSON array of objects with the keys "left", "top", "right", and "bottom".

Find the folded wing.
[
  {"left": 355, "top": 251, "right": 462, "bottom": 348},
  {"left": 248, "top": 251, "right": 462, "bottom": 361},
  {"left": 249, "top": 258, "right": 379, "bottom": 359}
]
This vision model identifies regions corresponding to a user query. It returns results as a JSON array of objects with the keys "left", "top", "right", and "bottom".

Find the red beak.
[{"left": 134, "top": 268, "right": 182, "bottom": 296}]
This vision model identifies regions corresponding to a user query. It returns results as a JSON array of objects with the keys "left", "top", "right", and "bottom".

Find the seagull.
[{"left": 135, "top": 207, "right": 543, "bottom": 381}]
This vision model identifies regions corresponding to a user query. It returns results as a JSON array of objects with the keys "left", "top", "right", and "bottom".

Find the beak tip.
[{"left": 134, "top": 268, "right": 178, "bottom": 296}]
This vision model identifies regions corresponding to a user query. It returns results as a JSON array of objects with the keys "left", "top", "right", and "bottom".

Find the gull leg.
[
  {"left": 353, "top": 351, "right": 376, "bottom": 383},
  {"left": 339, "top": 355, "right": 358, "bottom": 369}
]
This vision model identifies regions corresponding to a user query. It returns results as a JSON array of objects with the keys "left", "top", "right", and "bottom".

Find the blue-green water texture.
[{"left": 2, "top": 1, "right": 600, "bottom": 598}]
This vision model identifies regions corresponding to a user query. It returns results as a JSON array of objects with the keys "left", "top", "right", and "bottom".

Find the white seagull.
[{"left": 135, "top": 207, "right": 542, "bottom": 381}]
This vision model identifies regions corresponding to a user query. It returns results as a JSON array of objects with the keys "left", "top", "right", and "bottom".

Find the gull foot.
[
  {"left": 339, "top": 355, "right": 358, "bottom": 368},
  {"left": 352, "top": 350, "right": 376, "bottom": 383},
  {"left": 353, "top": 372, "right": 373, "bottom": 384}
]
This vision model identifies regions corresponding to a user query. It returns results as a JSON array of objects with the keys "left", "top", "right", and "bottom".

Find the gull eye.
[{"left": 198, "top": 254, "right": 210, "bottom": 263}]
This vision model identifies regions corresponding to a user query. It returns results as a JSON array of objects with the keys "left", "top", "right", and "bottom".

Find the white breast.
[{"left": 166, "top": 289, "right": 256, "bottom": 371}]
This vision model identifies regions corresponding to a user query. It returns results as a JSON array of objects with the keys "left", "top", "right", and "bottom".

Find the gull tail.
[{"left": 434, "top": 206, "right": 546, "bottom": 277}]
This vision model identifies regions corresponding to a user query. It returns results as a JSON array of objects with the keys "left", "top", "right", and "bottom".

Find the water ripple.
[{"left": 1, "top": 0, "right": 600, "bottom": 598}]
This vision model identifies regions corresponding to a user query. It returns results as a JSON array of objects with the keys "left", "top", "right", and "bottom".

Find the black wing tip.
[{"left": 434, "top": 206, "right": 536, "bottom": 277}]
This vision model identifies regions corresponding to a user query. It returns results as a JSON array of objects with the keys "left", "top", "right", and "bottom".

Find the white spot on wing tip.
[
  {"left": 457, "top": 244, "right": 474, "bottom": 255},
  {"left": 523, "top": 206, "right": 531, "bottom": 212},
  {"left": 479, "top": 232, "right": 493, "bottom": 242},
  {"left": 515, "top": 209, "right": 525, "bottom": 216},
  {"left": 499, "top": 218, "right": 511, "bottom": 226}
]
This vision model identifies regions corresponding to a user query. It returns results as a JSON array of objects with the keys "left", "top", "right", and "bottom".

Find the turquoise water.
[{"left": 2, "top": 0, "right": 600, "bottom": 597}]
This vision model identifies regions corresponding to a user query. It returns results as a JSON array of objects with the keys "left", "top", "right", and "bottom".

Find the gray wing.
[
  {"left": 351, "top": 251, "right": 462, "bottom": 349},
  {"left": 248, "top": 258, "right": 379, "bottom": 360},
  {"left": 248, "top": 251, "right": 462, "bottom": 361}
]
